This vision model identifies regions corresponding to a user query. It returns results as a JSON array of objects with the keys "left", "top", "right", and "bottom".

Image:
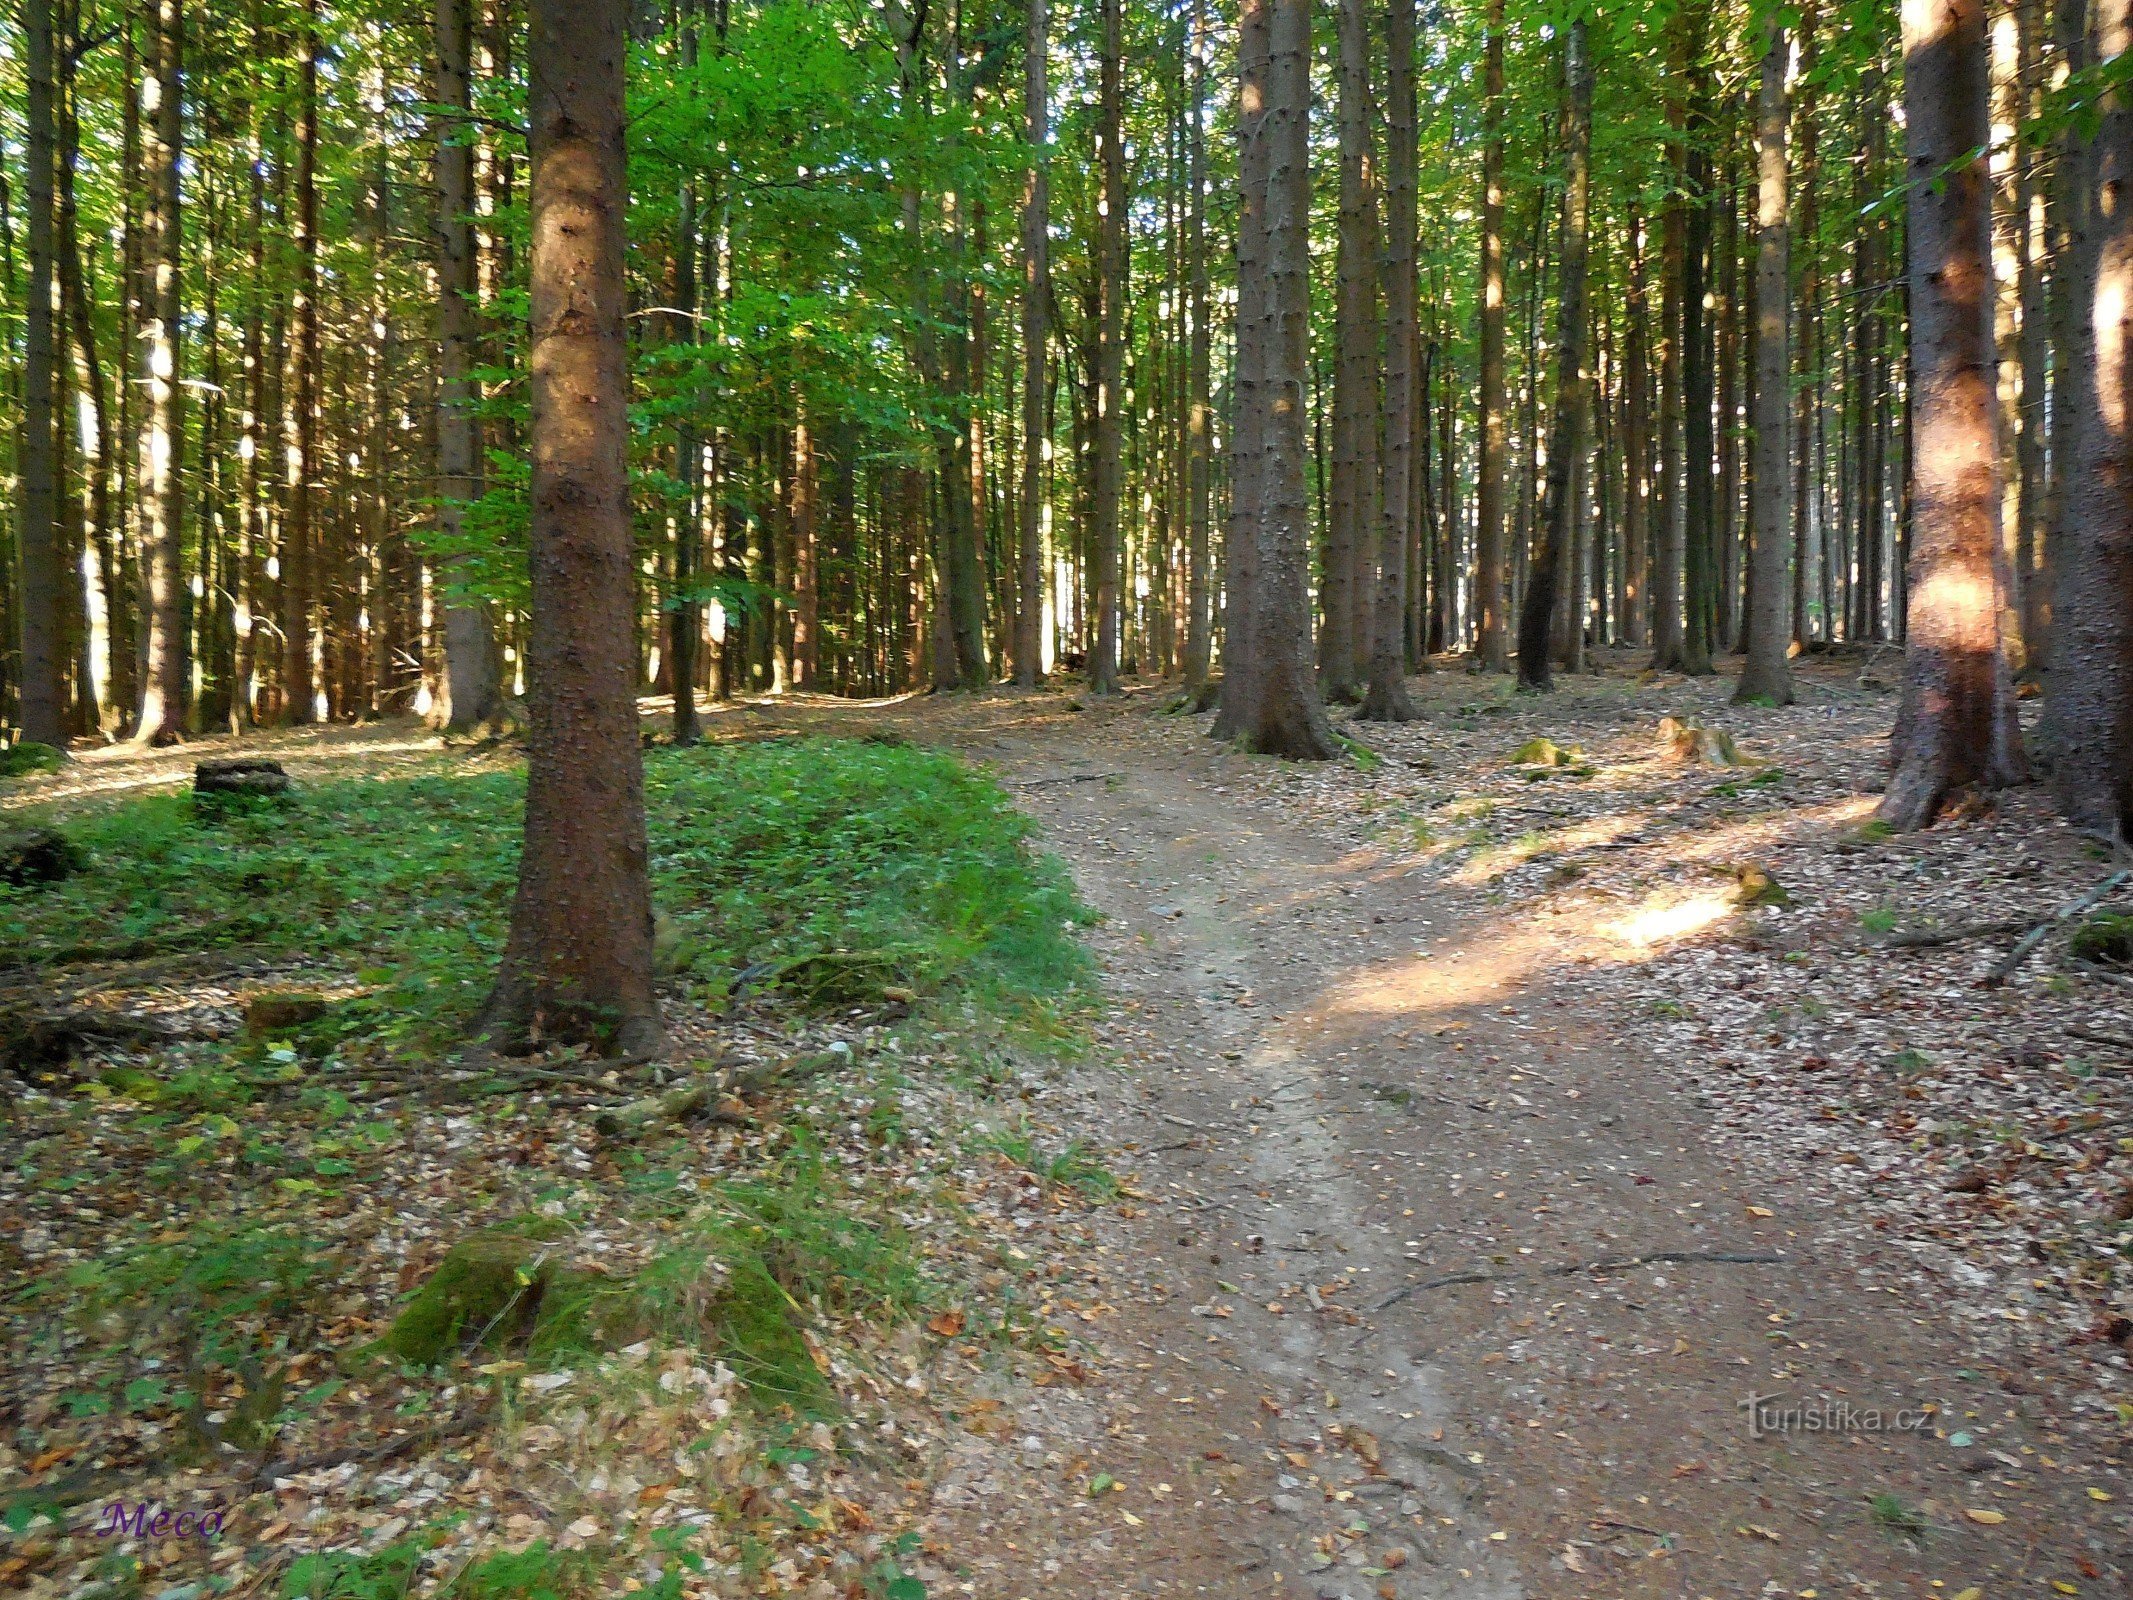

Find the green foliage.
[
  {"left": 0, "top": 738, "right": 1089, "bottom": 1050},
  {"left": 0, "top": 741, "right": 67, "bottom": 777},
  {"left": 2069, "top": 912, "right": 2133, "bottom": 965},
  {"left": 983, "top": 1123, "right": 1120, "bottom": 1203}
]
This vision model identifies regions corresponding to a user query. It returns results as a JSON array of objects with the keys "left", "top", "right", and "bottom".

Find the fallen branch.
[
  {"left": 1373, "top": 1248, "right": 1787, "bottom": 1311},
  {"left": 2065, "top": 1024, "right": 2133, "bottom": 1052},
  {"left": 1008, "top": 771, "right": 1123, "bottom": 788},
  {"left": 1984, "top": 870, "right": 2133, "bottom": 986},
  {"left": 1883, "top": 917, "right": 2027, "bottom": 950}
]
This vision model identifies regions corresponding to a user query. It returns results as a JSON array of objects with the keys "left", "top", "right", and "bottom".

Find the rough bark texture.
[
  {"left": 435, "top": 0, "right": 502, "bottom": 736},
  {"left": 1882, "top": 0, "right": 2028, "bottom": 829},
  {"left": 16, "top": 0, "right": 67, "bottom": 749},
  {"left": 1515, "top": 22, "right": 1591, "bottom": 694},
  {"left": 1322, "top": 0, "right": 1376, "bottom": 703},
  {"left": 668, "top": 10, "right": 703, "bottom": 743},
  {"left": 1359, "top": 0, "right": 1419, "bottom": 722},
  {"left": 1214, "top": 0, "right": 1270, "bottom": 742},
  {"left": 1090, "top": 0, "right": 1126, "bottom": 694},
  {"left": 2048, "top": 0, "right": 2133, "bottom": 832},
  {"left": 133, "top": 0, "right": 188, "bottom": 745},
  {"left": 1736, "top": 11, "right": 1796, "bottom": 705},
  {"left": 480, "top": 0, "right": 662, "bottom": 1059},
  {"left": 1473, "top": 0, "right": 1510, "bottom": 674},
  {"left": 1016, "top": 0, "right": 1049, "bottom": 688},
  {"left": 1622, "top": 207, "right": 1652, "bottom": 651},
  {"left": 1241, "top": 0, "right": 1337, "bottom": 759}
]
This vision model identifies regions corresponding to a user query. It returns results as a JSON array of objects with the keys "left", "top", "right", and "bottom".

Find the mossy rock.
[
  {"left": 383, "top": 1228, "right": 620, "bottom": 1366},
  {"left": 0, "top": 741, "right": 67, "bottom": 778},
  {"left": 1657, "top": 716, "right": 1744, "bottom": 766},
  {"left": 2070, "top": 912, "right": 2133, "bottom": 965},
  {"left": 1510, "top": 737, "right": 1582, "bottom": 768},
  {"left": 1733, "top": 864, "right": 1791, "bottom": 908}
]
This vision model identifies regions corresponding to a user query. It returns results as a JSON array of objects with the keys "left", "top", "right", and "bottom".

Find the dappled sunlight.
[{"left": 1601, "top": 889, "right": 1737, "bottom": 950}]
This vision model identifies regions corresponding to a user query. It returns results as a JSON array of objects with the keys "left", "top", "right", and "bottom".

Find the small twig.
[
  {"left": 1373, "top": 1249, "right": 1787, "bottom": 1311},
  {"left": 1008, "top": 771, "right": 1124, "bottom": 788},
  {"left": 1883, "top": 917, "right": 2027, "bottom": 950},
  {"left": 1983, "top": 870, "right": 2133, "bottom": 986},
  {"left": 2065, "top": 1024, "right": 2133, "bottom": 1052}
]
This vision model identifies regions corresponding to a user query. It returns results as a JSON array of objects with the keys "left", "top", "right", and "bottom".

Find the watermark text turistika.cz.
[{"left": 1738, "top": 1391, "right": 1930, "bottom": 1439}]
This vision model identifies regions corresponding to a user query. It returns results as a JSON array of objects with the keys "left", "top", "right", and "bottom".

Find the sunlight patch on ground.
[{"left": 1601, "top": 889, "right": 1738, "bottom": 950}]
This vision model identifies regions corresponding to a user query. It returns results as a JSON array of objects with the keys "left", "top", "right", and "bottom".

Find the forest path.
[{"left": 880, "top": 684, "right": 2107, "bottom": 1600}]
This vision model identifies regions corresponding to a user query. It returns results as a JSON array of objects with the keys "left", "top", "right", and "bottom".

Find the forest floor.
[{"left": 3, "top": 649, "right": 2130, "bottom": 1600}]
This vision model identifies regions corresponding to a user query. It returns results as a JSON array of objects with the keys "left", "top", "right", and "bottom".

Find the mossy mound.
[
  {"left": 383, "top": 1225, "right": 621, "bottom": 1366},
  {"left": 0, "top": 741, "right": 67, "bottom": 778},
  {"left": 1510, "top": 737, "right": 1583, "bottom": 768},
  {"left": 1733, "top": 864, "right": 1791, "bottom": 908},
  {"left": 244, "top": 990, "right": 331, "bottom": 1038},
  {"left": 2070, "top": 912, "right": 2133, "bottom": 965},
  {"left": 0, "top": 825, "right": 86, "bottom": 888}
]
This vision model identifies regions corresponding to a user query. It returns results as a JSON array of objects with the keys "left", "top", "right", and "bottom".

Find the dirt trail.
[{"left": 892, "top": 688, "right": 2123, "bottom": 1600}]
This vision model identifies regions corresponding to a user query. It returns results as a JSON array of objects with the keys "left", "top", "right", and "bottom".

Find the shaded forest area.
[{"left": 3, "top": 0, "right": 2129, "bottom": 834}]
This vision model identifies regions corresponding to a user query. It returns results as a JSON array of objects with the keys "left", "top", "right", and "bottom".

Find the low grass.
[{"left": 1, "top": 736, "right": 1093, "bottom": 1050}]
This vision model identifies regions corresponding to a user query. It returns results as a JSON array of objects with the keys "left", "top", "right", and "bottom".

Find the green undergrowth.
[{"left": 1, "top": 735, "right": 1093, "bottom": 1051}]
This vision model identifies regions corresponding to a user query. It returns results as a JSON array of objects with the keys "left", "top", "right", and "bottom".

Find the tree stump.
[{"left": 194, "top": 758, "right": 292, "bottom": 798}]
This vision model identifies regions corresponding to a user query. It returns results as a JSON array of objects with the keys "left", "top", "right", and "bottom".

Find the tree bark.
[
  {"left": 1882, "top": 0, "right": 2028, "bottom": 828},
  {"left": 434, "top": 0, "right": 502, "bottom": 735},
  {"left": 1322, "top": 0, "right": 1376, "bottom": 703},
  {"left": 1360, "top": 0, "right": 1419, "bottom": 720},
  {"left": 1089, "top": 0, "right": 1126, "bottom": 694},
  {"left": 1623, "top": 205, "right": 1652, "bottom": 650},
  {"left": 1240, "top": 0, "right": 1337, "bottom": 758},
  {"left": 2048, "top": 0, "right": 2133, "bottom": 831},
  {"left": 480, "top": 0, "right": 662, "bottom": 1058},
  {"left": 1215, "top": 0, "right": 1271, "bottom": 741},
  {"left": 279, "top": 0, "right": 321, "bottom": 726},
  {"left": 1651, "top": 5, "right": 1691, "bottom": 670},
  {"left": 133, "top": 0, "right": 187, "bottom": 745},
  {"left": 1736, "top": 9, "right": 1796, "bottom": 704},
  {"left": 1016, "top": 0, "right": 1050, "bottom": 688},
  {"left": 1679, "top": 5, "right": 1717, "bottom": 677},
  {"left": 15, "top": 0, "right": 67, "bottom": 748},
  {"left": 1515, "top": 21, "right": 1591, "bottom": 694},
  {"left": 1472, "top": 0, "right": 1510, "bottom": 673}
]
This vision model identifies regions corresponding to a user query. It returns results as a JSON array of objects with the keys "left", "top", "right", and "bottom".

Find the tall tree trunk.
[
  {"left": 1883, "top": 0, "right": 2027, "bottom": 828},
  {"left": 1651, "top": 5, "right": 1691, "bottom": 670},
  {"left": 1089, "top": 0, "right": 1126, "bottom": 693},
  {"left": 1790, "top": 3, "right": 1823, "bottom": 648},
  {"left": 2047, "top": 0, "right": 2133, "bottom": 829},
  {"left": 1182, "top": 0, "right": 1214, "bottom": 699},
  {"left": 1622, "top": 205, "right": 1652, "bottom": 649},
  {"left": 435, "top": 0, "right": 502, "bottom": 734},
  {"left": 1322, "top": 0, "right": 1374, "bottom": 702},
  {"left": 2013, "top": 0, "right": 2050, "bottom": 676},
  {"left": 1737, "top": 8, "right": 1796, "bottom": 703},
  {"left": 669, "top": 8, "right": 703, "bottom": 741},
  {"left": 1473, "top": 0, "right": 1510, "bottom": 672},
  {"left": 280, "top": 0, "right": 321, "bottom": 725},
  {"left": 1515, "top": 21, "right": 1591, "bottom": 693},
  {"left": 1239, "top": 0, "right": 1337, "bottom": 757},
  {"left": 133, "top": 0, "right": 187, "bottom": 744},
  {"left": 1360, "top": 0, "right": 1419, "bottom": 720},
  {"left": 2043, "top": 0, "right": 2090, "bottom": 683},
  {"left": 1016, "top": 0, "right": 1050, "bottom": 688},
  {"left": 1215, "top": 0, "right": 1272, "bottom": 740},
  {"left": 482, "top": 0, "right": 661, "bottom": 1058},
  {"left": 15, "top": 0, "right": 66, "bottom": 748},
  {"left": 1679, "top": 4, "right": 1717, "bottom": 676},
  {"left": 791, "top": 406, "right": 819, "bottom": 689}
]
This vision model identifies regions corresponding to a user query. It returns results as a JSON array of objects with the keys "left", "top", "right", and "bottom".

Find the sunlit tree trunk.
[
  {"left": 1790, "top": 4, "right": 1823, "bottom": 648},
  {"left": 1473, "top": 0, "right": 1510, "bottom": 673},
  {"left": 1515, "top": 20, "right": 1591, "bottom": 693},
  {"left": 133, "top": 0, "right": 187, "bottom": 744},
  {"left": 435, "top": 0, "right": 502, "bottom": 734},
  {"left": 482, "top": 0, "right": 661, "bottom": 1058},
  {"left": 1882, "top": 0, "right": 2027, "bottom": 828},
  {"left": 1623, "top": 206, "right": 1652, "bottom": 649},
  {"left": 279, "top": 0, "right": 321, "bottom": 725},
  {"left": 1651, "top": 7, "right": 1689, "bottom": 670},
  {"left": 1738, "top": 8, "right": 1796, "bottom": 704},
  {"left": 1322, "top": 0, "right": 1375, "bottom": 702}
]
